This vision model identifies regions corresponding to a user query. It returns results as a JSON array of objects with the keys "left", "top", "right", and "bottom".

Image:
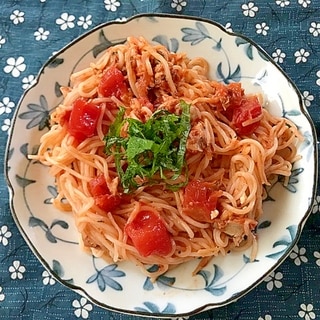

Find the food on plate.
[{"left": 30, "top": 36, "right": 302, "bottom": 278}]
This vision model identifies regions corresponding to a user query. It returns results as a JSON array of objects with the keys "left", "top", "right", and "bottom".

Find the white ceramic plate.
[{"left": 5, "top": 14, "right": 317, "bottom": 318}]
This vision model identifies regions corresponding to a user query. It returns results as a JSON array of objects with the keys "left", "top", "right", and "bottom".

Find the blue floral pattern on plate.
[{"left": 5, "top": 14, "right": 317, "bottom": 317}]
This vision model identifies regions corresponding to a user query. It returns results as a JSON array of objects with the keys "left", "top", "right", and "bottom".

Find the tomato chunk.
[
  {"left": 88, "top": 175, "right": 121, "bottom": 212},
  {"left": 98, "top": 66, "right": 127, "bottom": 98},
  {"left": 88, "top": 175, "right": 110, "bottom": 196},
  {"left": 231, "top": 95, "right": 262, "bottom": 135},
  {"left": 222, "top": 95, "right": 262, "bottom": 136},
  {"left": 125, "top": 210, "right": 172, "bottom": 257},
  {"left": 94, "top": 194, "right": 121, "bottom": 212},
  {"left": 68, "top": 98, "right": 100, "bottom": 142},
  {"left": 183, "top": 180, "right": 222, "bottom": 223}
]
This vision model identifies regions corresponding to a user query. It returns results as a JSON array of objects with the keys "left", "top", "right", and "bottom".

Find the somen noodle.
[{"left": 29, "top": 36, "right": 302, "bottom": 279}]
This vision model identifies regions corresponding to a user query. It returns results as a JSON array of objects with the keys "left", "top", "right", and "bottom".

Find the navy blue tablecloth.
[{"left": 1, "top": 1, "right": 320, "bottom": 319}]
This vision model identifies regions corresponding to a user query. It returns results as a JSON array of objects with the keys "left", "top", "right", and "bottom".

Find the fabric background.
[{"left": 0, "top": 1, "right": 319, "bottom": 319}]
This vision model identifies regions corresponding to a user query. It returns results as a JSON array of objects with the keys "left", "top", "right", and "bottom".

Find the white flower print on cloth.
[
  {"left": 10, "top": 10, "right": 25, "bottom": 25},
  {"left": 272, "top": 48, "right": 286, "bottom": 63},
  {"left": 264, "top": 271, "right": 283, "bottom": 291},
  {"left": 1, "top": 118, "right": 11, "bottom": 133},
  {"left": 104, "top": 0, "right": 121, "bottom": 12},
  {"left": 256, "top": 22, "right": 269, "bottom": 35},
  {"left": 316, "top": 70, "right": 320, "bottom": 86},
  {"left": 0, "top": 36, "right": 6, "bottom": 48},
  {"left": 314, "top": 251, "right": 320, "bottom": 266},
  {"left": 312, "top": 195, "right": 320, "bottom": 213},
  {"left": 302, "top": 91, "right": 314, "bottom": 107},
  {"left": 290, "top": 245, "right": 308, "bottom": 265},
  {"left": 0, "top": 286, "right": 5, "bottom": 302},
  {"left": 294, "top": 48, "right": 310, "bottom": 63},
  {"left": 241, "top": 2, "right": 259, "bottom": 18},
  {"left": 309, "top": 22, "right": 320, "bottom": 36},
  {"left": 275, "top": 0, "right": 290, "bottom": 7},
  {"left": 258, "top": 315, "right": 272, "bottom": 320},
  {"left": 4, "top": 56, "right": 26, "bottom": 78},
  {"left": 115, "top": 17, "right": 127, "bottom": 22},
  {"left": 22, "top": 75, "right": 36, "bottom": 90},
  {"left": 0, "top": 225, "right": 12, "bottom": 246},
  {"left": 72, "top": 297, "right": 93, "bottom": 319},
  {"left": 77, "top": 15, "right": 92, "bottom": 29},
  {"left": 298, "top": 303, "right": 316, "bottom": 320},
  {"left": 171, "top": 0, "right": 187, "bottom": 12},
  {"left": 298, "top": 0, "right": 311, "bottom": 8},
  {"left": 224, "top": 22, "right": 233, "bottom": 32},
  {"left": 56, "top": 13, "right": 75, "bottom": 30},
  {"left": 34, "top": 27, "right": 50, "bottom": 41},
  {"left": 42, "top": 270, "right": 56, "bottom": 286},
  {"left": 9, "top": 260, "right": 26, "bottom": 280},
  {"left": 0, "top": 97, "right": 15, "bottom": 115}
]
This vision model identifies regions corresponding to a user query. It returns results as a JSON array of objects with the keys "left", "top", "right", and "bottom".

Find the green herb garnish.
[{"left": 104, "top": 101, "right": 191, "bottom": 193}]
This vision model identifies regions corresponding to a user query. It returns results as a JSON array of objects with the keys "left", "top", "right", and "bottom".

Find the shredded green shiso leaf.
[{"left": 104, "top": 101, "right": 191, "bottom": 193}]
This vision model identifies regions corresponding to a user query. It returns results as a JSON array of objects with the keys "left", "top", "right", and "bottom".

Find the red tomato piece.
[
  {"left": 183, "top": 180, "right": 222, "bottom": 223},
  {"left": 98, "top": 66, "right": 127, "bottom": 98},
  {"left": 125, "top": 210, "right": 172, "bottom": 257},
  {"left": 60, "top": 110, "right": 71, "bottom": 126},
  {"left": 94, "top": 194, "right": 121, "bottom": 212},
  {"left": 68, "top": 98, "right": 100, "bottom": 142},
  {"left": 88, "top": 175, "right": 110, "bottom": 197},
  {"left": 231, "top": 95, "right": 262, "bottom": 136},
  {"left": 88, "top": 175, "right": 121, "bottom": 212}
]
